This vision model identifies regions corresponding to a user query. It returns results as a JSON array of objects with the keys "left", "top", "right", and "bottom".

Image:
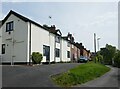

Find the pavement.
[
  {"left": 2, "top": 63, "right": 81, "bottom": 87},
  {"left": 74, "top": 66, "right": 120, "bottom": 88}
]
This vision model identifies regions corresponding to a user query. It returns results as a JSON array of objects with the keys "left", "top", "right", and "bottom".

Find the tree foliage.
[
  {"left": 100, "top": 44, "right": 116, "bottom": 65},
  {"left": 93, "top": 51, "right": 103, "bottom": 63},
  {"left": 113, "top": 50, "right": 120, "bottom": 68}
]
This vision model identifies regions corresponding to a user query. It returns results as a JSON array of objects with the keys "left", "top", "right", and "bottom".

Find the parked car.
[{"left": 78, "top": 56, "right": 88, "bottom": 63}]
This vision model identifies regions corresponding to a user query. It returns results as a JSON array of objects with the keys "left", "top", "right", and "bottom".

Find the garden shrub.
[{"left": 32, "top": 52, "right": 43, "bottom": 64}]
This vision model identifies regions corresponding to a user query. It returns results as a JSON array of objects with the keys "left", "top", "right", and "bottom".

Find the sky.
[{"left": 0, "top": 0, "right": 118, "bottom": 52}]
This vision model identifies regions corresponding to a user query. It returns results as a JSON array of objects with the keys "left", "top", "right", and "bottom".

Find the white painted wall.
[
  {"left": 56, "top": 42, "right": 60, "bottom": 49},
  {"left": 2, "top": 14, "right": 28, "bottom": 63},
  {"left": 1, "top": 13, "right": 72, "bottom": 64},
  {"left": 55, "top": 39, "right": 61, "bottom": 62},
  {"left": 61, "top": 39, "right": 70, "bottom": 62},
  {"left": 67, "top": 43, "right": 71, "bottom": 62},
  {"left": 49, "top": 33, "right": 55, "bottom": 62},
  {"left": 31, "top": 24, "right": 57, "bottom": 63}
]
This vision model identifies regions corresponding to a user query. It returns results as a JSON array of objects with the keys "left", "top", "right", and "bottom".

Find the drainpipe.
[
  {"left": 54, "top": 35, "right": 56, "bottom": 63},
  {"left": 29, "top": 22, "right": 31, "bottom": 65},
  {"left": 49, "top": 33, "right": 50, "bottom": 64},
  {"left": 11, "top": 28, "right": 15, "bottom": 65}
]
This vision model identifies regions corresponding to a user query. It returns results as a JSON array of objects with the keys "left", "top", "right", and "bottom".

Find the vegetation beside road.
[
  {"left": 94, "top": 44, "right": 120, "bottom": 68},
  {"left": 51, "top": 62, "right": 110, "bottom": 87}
]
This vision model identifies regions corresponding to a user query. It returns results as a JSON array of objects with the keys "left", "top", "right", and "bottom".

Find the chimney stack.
[
  {"left": 50, "top": 25, "right": 56, "bottom": 31},
  {"left": 80, "top": 43, "right": 82, "bottom": 46}
]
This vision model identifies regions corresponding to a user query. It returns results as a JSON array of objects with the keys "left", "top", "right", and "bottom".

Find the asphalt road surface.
[
  {"left": 2, "top": 63, "right": 81, "bottom": 87},
  {"left": 75, "top": 66, "right": 120, "bottom": 88},
  {"left": 2, "top": 64, "right": 120, "bottom": 88}
]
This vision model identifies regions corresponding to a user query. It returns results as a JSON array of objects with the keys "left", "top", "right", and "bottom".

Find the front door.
[
  {"left": 43, "top": 45, "right": 50, "bottom": 62},
  {"left": 45, "top": 46, "right": 50, "bottom": 62}
]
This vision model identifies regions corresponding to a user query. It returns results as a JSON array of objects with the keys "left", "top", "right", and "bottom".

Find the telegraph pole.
[
  {"left": 94, "top": 33, "right": 96, "bottom": 54},
  {"left": 97, "top": 38, "right": 101, "bottom": 51},
  {"left": 94, "top": 33, "right": 97, "bottom": 63}
]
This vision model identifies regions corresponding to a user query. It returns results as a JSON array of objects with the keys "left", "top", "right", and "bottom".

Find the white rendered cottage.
[{"left": 0, "top": 10, "right": 71, "bottom": 64}]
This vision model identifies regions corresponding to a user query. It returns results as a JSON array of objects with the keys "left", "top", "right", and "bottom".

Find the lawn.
[{"left": 51, "top": 62, "right": 110, "bottom": 87}]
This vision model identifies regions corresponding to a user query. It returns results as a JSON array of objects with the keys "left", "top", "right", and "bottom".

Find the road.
[
  {"left": 2, "top": 63, "right": 81, "bottom": 87},
  {"left": 2, "top": 64, "right": 120, "bottom": 88},
  {"left": 74, "top": 66, "right": 120, "bottom": 88}
]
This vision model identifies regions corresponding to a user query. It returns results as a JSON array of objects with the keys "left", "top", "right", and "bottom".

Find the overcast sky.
[{"left": 0, "top": 1, "right": 118, "bottom": 52}]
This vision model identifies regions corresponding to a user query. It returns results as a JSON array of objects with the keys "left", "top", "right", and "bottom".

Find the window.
[
  {"left": 2, "top": 44, "right": 5, "bottom": 54},
  {"left": 6, "top": 21, "right": 14, "bottom": 32},
  {"left": 55, "top": 48, "right": 60, "bottom": 57},
  {"left": 67, "top": 51, "right": 70, "bottom": 58},
  {"left": 55, "top": 36, "right": 60, "bottom": 43},
  {"left": 67, "top": 42, "right": 70, "bottom": 47}
]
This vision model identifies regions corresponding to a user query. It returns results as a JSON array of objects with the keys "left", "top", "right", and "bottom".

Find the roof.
[
  {"left": 43, "top": 25, "right": 62, "bottom": 36},
  {"left": 2, "top": 10, "right": 64, "bottom": 36},
  {"left": 49, "top": 29, "right": 62, "bottom": 36},
  {"left": 2, "top": 10, "right": 51, "bottom": 32},
  {"left": 2, "top": 10, "right": 91, "bottom": 52},
  {"left": 62, "top": 32, "right": 74, "bottom": 43}
]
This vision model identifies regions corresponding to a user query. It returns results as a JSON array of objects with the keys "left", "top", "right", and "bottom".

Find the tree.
[
  {"left": 100, "top": 44, "right": 116, "bottom": 65},
  {"left": 113, "top": 50, "right": 120, "bottom": 67},
  {"left": 93, "top": 51, "right": 103, "bottom": 64},
  {"left": 97, "top": 52, "right": 103, "bottom": 63}
]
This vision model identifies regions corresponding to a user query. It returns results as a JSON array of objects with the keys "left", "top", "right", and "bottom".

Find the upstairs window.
[
  {"left": 67, "top": 51, "right": 70, "bottom": 58},
  {"left": 6, "top": 21, "right": 14, "bottom": 32},
  {"left": 55, "top": 36, "right": 60, "bottom": 43},
  {"left": 55, "top": 48, "right": 60, "bottom": 57},
  {"left": 67, "top": 42, "right": 70, "bottom": 47},
  {"left": 2, "top": 44, "right": 5, "bottom": 54}
]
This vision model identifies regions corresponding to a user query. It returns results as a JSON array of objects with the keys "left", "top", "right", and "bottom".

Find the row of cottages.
[
  {"left": 62, "top": 33, "right": 91, "bottom": 62},
  {"left": 0, "top": 10, "right": 90, "bottom": 64}
]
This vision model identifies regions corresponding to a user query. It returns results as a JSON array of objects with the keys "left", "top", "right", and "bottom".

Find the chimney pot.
[{"left": 50, "top": 25, "right": 56, "bottom": 30}]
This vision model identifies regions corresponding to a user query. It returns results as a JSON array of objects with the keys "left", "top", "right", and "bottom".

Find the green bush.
[
  {"left": 97, "top": 54, "right": 103, "bottom": 64},
  {"left": 92, "top": 52, "right": 103, "bottom": 64},
  {"left": 113, "top": 51, "right": 120, "bottom": 68},
  {"left": 32, "top": 52, "right": 43, "bottom": 64}
]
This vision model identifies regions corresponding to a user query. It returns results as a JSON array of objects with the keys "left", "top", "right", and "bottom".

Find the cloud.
[
  {"left": 1, "top": 0, "right": 27, "bottom": 2},
  {"left": 1, "top": 0, "right": 119, "bottom": 2},
  {"left": 0, "top": 12, "right": 6, "bottom": 20},
  {"left": 79, "top": 11, "right": 117, "bottom": 30},
  {"left": 94, "top": 12, "right": 117, "bottom": 22}
]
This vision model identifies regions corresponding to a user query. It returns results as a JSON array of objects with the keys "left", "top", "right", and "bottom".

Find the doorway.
[{"left": 43, "top": 45, "right": 50, "bottom": 62}]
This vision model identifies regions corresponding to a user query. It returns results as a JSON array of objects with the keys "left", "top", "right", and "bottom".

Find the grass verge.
[{"left": 51, "top": 62, "right": 110, "bottom": 87}]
